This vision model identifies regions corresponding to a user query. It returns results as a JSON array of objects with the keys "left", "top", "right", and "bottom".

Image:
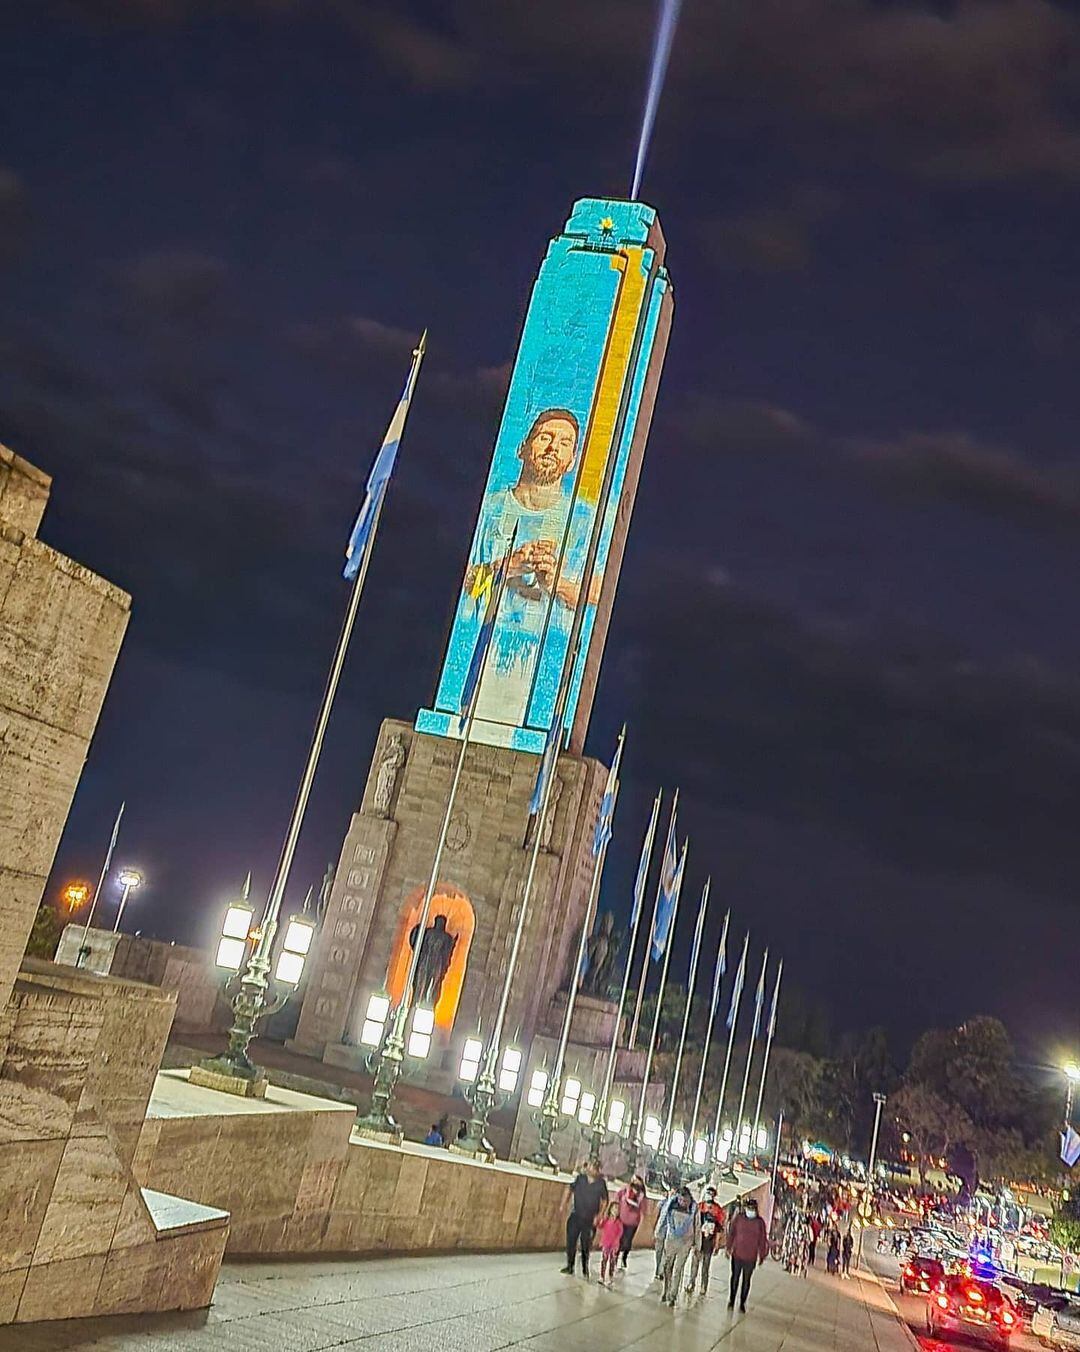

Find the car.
[
  {"left": 902, "top": 1255, "right": 946, "bottom": 1295},
  {"left": 926, "top": 1275, "right": 1018, "bottom": 1350}
]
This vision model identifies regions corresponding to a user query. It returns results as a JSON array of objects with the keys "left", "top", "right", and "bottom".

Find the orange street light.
[{"left": 61, "top": 881, "right": 91, "bottom": 912}]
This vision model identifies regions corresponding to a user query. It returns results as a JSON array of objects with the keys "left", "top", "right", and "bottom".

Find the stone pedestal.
[
  {"left": 0, "top": 446, "right": 130, "bottom": 1010},
  {"left": 291, "top": 719, "right": 608, "bottom": 1084}
]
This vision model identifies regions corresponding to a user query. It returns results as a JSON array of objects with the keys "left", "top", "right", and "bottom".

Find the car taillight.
[
  {"left": 936, "top": 1295, "right": 949, "bottom": 1309},
  {"left": 1001, "top": 1311, "right": 1014, "bottom": 1326},
  {"left": 967, "top": 1289, "right": 984, "bottom": 1304}
]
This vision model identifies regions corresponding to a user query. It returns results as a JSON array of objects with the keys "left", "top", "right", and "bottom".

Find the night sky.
[{"left": 4, "top": 1, "right": 1080, "bottom": 1056}]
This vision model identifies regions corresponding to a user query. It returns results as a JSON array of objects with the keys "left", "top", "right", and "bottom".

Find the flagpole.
[
  {"left": 627, "top": 790, "right": 677, "bottom": 1051},
  {"left": 687, "top": 909, "right": 729, "bottom": 1152},
  {"left": 710, "top": 931, "right": 749, "bottom": 1161},
  {"left": 527, "top": 730, "right": 623, "bottom": 1166},
  {"left": 734, "top": 948, "right": 769, "bottom": 1162},
  {"left": 591, "top": 789, "right": 661, "bottom": 1158},
  {"left": 75, "top": 800, "right": 125, "bottom": 963},
  {"left": 256, "top": 331, "right": 426, "bottom": 972},
  {"left": 663, "top": 876, "right": 709, "bottom": 1152},
  {"left": 635, "top": 837, "right": 688, "bottom": 1146},
  {"left": 750, "top": 959, "right": 783, "bottom": 1157},
  {"left": 359, "top": 522, "right": 512, "bottom": 1140}
]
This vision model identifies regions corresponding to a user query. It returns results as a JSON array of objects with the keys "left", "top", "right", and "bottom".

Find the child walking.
[{"left": 597, "top": 1202, "right": 624, "bottom": 1285}]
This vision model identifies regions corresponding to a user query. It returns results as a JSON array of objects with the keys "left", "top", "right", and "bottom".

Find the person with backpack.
[
  {"left": 655, "top": 1185, "right": 700, "bottom": 1307},
  {"left": 685, "top": 1185, "right": 725, "bottom": 1296}
]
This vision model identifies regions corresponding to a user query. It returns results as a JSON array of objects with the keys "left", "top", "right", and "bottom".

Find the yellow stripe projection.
[{"left": 577, "top": 246, "right": 649, "bottom": 504}]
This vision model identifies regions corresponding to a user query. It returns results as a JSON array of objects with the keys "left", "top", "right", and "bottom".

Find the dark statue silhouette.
[{"left": 408, "top": 914, "right": 457, "bottom": 1006}]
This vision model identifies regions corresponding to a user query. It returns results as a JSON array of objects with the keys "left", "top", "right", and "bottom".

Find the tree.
[
  {"left": 1051, "top": 1192, "right": 1080, "bottom": 1254},
  {"left": 24, "top": 903, "right": 62, "bottom": 960},
  {"left": 892, "top": 1082, "right": 975, "bottom": 1189},
  {"left": 908, "top": 1017, "right": 1015, "bottom": 1130}
]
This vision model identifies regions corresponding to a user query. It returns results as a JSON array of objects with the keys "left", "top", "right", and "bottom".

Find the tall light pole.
[
  {"left": 113, "top": 869, "right": 143, "bottom": 933},
  {"left": 857, "top": 1091, "right": 887, "bottom": 1269}
]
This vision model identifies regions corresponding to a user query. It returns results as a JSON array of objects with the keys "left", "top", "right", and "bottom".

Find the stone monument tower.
[{"left": 292, "top": 199, "right": 674, "bottom": 1079}]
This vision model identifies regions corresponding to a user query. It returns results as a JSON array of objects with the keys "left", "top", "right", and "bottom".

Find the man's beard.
[{"left": 526, "top": 452, "right": 566, "bottom": 485}]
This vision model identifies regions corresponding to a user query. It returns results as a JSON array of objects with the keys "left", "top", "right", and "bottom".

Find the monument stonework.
[
  {"left": 294, "top": 198, "right": 673, "bottom": 1077},
  {"left": 0, "top": 446, "right": 131, "bottom": 1006}
]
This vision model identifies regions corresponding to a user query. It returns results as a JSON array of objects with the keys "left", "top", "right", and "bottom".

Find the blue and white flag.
[
  {"left": 630, "top": 792, "right": 661, "bottom": 929},
  {"left": 343, "top": 332, "right": 426, "bottom": 580},
  {"left": 592, "top": 728, "right": 624, "bottom": 856},
  {"left": 688, "top": 877, "right": 709, "bottom": 977},
  {"left": 651, "top": 836, "right": 686, "bottom": 961},
  {"left": 1062, "top": 1124, "right": 1080, "bottom": 1168},
  {"left": 726, "top": 934, "right": 748, "bottom": 1031},
  {"left": 709, "top": 910, "right": 730, "bottom": 1019},
  {"left": 751, "top": 950, "right": 769, "bottom": 1041},
  {"left": 457, "top": 527, "right": 515, "bottom": 732},
  {"left": 767, "top": 959, "right": 783, "bottom": 1041},
  {"left": 528, "top": 714, "right": 562, "bottom": 816}
]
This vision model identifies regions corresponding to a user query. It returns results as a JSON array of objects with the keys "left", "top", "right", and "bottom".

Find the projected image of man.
[{"left": 463, "top": 408, "right": 597, "bottom": 727}]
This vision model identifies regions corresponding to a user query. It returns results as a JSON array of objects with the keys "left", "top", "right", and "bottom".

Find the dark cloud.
[
  {"left": 851, "top": 431, "right": 1080, "bottom": 534},
  {"left": 0, "top": 168, "right": 29, "bottom": 267},
  {"left": 687, "top": 396, "right": 1080, "bottom": 537},
  {"left": 705, "top": 188, "right": 841, "bottom": 273},
  {"left": 116, "top": 248, "right": 229, "bottom": 328},
  {"left": 287, "top": 314, "right": 419, "bottom": 370},
  {"left": 626, "top": 571, "right": 1080, "bottom": 895},
  {"left": 351, "top": 0, "right": 1080, "bottom": 183}
]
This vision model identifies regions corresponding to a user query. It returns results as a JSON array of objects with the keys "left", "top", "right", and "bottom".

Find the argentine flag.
[
  {"left": 591, "top": 729, "right": 624, "bottom": 856},
  {"left": 630, "top": 792, "right": 661, "bottom": 929},
  {"left": 709, "top": 910, "right": 730, "bottom": 1019},
  {"left": 767, "top": 959, "right": 783, "bottom": 1041},
  {"left": 528, "top": 714, "right": 563, "bottom": 816},
  {"left": 343, "top": 331, "right": 426, "bottom": 580},
  {"left": 726, "top": 935, "right": 748, "bottom": 1031},
  {"left": 751, "top": 951, "right": 769, "bottom": 1040},
  {"left": 651, "top": 836, "right": 686, "bottom": 961}
]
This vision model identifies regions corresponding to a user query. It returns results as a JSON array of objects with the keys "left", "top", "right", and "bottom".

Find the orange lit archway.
[{"left": 385, "top": 884, "right": 475, "bottom": 1033}]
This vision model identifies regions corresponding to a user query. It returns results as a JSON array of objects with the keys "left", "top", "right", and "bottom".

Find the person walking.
[
  {"left": 561, "top": 1158, "right": 608, "bottom": 1279},
  {"left": 686, "top": 1186, "right": 725, "bottom": 1296},
  {"left": 615, "top": 1175, "right": 646, "bottom": 1269},
  {"left": 726, "top": 1195, "right": 769, "bottom": 1313},
  {"left": 597, "top": 1202, "right": 624, "bottom": 1286},
  {"left": 654, "top": 1182, "right": 679, "bottom": 1278},
  {"left": 656, "top": 1186, "right": 700, "bottom": 1307},
  {"left": 841, "top": 1229, "right": 853, "bottom": 1278},
  {"left": 826, "top": 1228, "right": 840, "bottom": 1275},
  {"left": 808, "top": 1214, "right": 821, "bottom": 1266}
]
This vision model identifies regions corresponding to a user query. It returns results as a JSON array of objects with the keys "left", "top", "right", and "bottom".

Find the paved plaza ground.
[{"left": 3, "top": 1245, "right": 923, "bottom": 1352}]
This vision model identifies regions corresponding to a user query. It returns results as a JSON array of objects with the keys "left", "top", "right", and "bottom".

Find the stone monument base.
[{"left": 189, "top": 1062, "right": 268, "bottom": 1099}]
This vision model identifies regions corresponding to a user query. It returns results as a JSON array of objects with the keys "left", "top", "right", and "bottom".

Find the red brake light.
[
  {"left": 1001, "top": 1311, "right": 1014, "bottom": 1325},
  {"left": 967, "top": 1289, "right": 984, "bottom": 1303},
  {"left": 937, "top": 1295, "right": 949, "bottom": 1309}
]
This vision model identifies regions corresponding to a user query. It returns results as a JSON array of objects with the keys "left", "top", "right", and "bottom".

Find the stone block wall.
[
  {"left": 135, "top": 1070, "right": 661, "bottom": 1258},
  {"left": 0, "top": 962, "right": 228, "bottom": 1324},
  {"left": 0, "top": 445, "right": 130, "bottom": 1008}
]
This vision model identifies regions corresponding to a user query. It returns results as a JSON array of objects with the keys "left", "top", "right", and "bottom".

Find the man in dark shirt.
[{"left": 561, "top": 1157, "right": 608, "bottom": 1278}]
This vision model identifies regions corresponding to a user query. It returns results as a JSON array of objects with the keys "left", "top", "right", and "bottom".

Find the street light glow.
[
  {"left": 1065, "top": 1062, "right": 1080, "bottom": 1082},
  {"left": 61, "top": 881, "right": 91, "bottom": 912},
  {"left": 117, "top": 868, "right": 142, "bottom": 890}
]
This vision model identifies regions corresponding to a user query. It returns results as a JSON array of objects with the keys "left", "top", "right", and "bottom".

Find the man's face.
[{"left": 523, "top": 416, "right": 577, "bottom": 484}]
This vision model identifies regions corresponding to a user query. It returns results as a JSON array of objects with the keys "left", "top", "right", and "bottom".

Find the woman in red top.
[{"left": 685, "top": 1186, "right": 725, "bottom": 1296}]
